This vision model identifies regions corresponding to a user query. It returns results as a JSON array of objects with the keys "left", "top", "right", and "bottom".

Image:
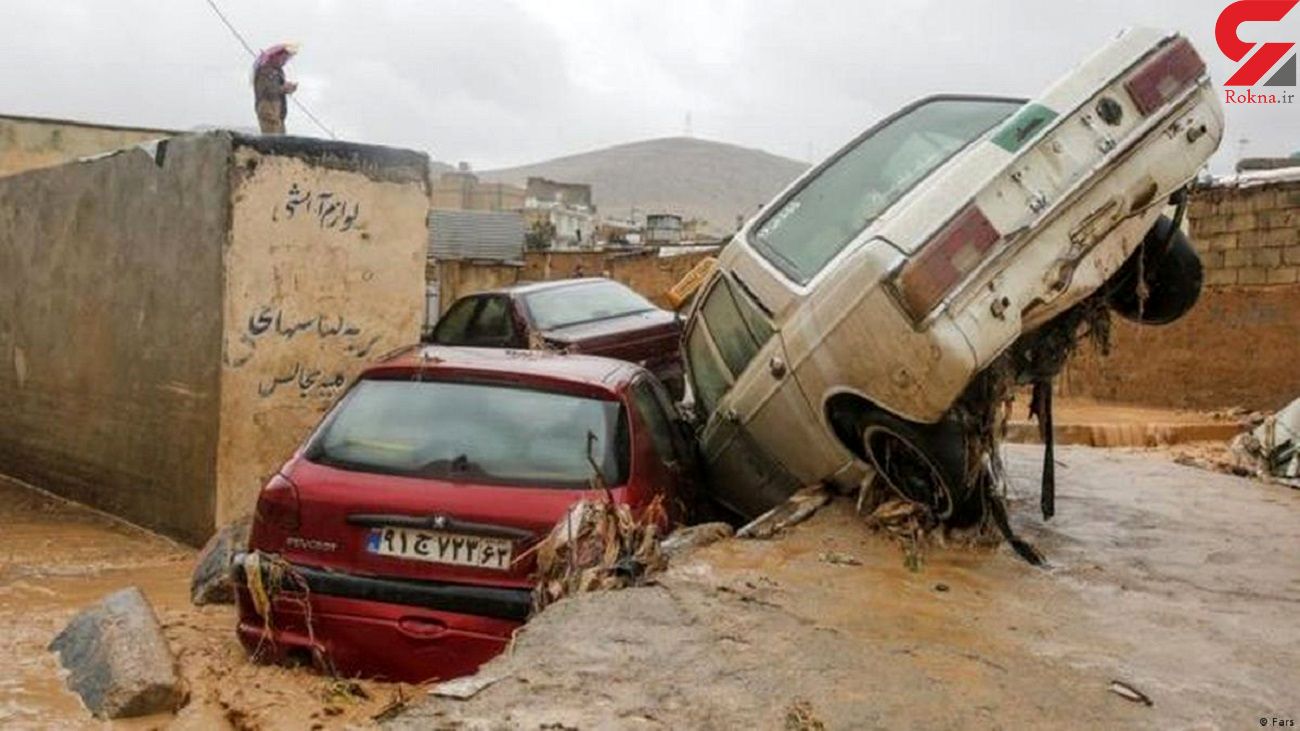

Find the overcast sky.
[{"left": 2, "top": 0, "right": 1295, "bottom": 172}]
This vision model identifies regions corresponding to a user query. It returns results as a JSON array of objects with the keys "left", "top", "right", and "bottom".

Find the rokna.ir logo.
[{"left": 1216, "top": 0, "right": 1297, "bottom": 86}]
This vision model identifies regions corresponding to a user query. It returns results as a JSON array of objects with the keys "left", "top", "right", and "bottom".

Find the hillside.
[{"left": 480, "top": 137, "right": 808, "bottom": 236}]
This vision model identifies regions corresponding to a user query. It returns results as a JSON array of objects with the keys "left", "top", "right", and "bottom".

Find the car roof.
[
  {"left": 362, "top": 344, "right": 643, "bottom": 394},
  {"left": 475, "top": 277, "right": 617, "bottom": 297}
]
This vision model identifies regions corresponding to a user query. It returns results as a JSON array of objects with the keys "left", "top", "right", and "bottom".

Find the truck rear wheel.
[
  {"left": 1107, "top": 215, "right": 1203, "bottom": 325},
  {"left": 859, "top": 410, "right": 973, "bottom": 522}
]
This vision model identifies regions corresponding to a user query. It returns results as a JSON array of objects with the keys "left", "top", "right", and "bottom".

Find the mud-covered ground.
[
  {"left": 4, "top": 444, "right": 1298, "bottom": 729},
  {"left": 0, "top": 476, "right": 412, "bottom": 730},
  {"left": 392, "top": 445, "right": 1300, "bottom": 730}
]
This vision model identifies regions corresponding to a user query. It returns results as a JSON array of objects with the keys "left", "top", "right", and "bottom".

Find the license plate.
[{"left": 365, "top": 526, "right": 513, "bottom": 570}]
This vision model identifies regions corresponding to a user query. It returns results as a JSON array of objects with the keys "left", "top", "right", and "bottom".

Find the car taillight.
[
  {"left": 1124, "top": 37, "right": 1205, "bottom": 116},
  {"left": 892, "top": 205, "right": 1001, "bottom": 321},
  {"left": 255, "top": 473, "right": 301, "bottom": 532}
]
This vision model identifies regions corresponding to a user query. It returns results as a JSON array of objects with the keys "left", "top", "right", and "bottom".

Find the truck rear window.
[
  {"left": 306, "top": 379, "right": 628, "bottom": 488},
  {"left": 750, "top": 97, "right": 1022, "bottom": 284}
]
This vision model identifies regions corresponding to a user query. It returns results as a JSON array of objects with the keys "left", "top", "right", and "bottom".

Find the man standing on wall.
[{"left": 253, "top": 43, "right": 298, "bottom": 134}]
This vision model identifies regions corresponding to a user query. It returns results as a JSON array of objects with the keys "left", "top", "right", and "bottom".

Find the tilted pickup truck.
[{"left": 681, "top": 28, "right": 1224, "bottom": 520}]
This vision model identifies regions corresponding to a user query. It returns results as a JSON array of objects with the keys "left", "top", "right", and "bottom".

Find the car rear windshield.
[
  {"left": 750, "top": 97, "right": 1023, "bottom": 284},
  {"left": 524, "top": 280, "right": 656, "bottom": 330},
  {"left": 305, "top": 379, "right": 628, "bottom": 488}
]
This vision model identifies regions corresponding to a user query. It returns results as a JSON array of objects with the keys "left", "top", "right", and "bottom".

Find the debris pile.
[
  {"left": 1230, "top": 396, "right": 1300, "bottom": 488},
  {"left": 530, "top": 496, "right": 668, "bottom": 611},
  {"left": 660, "top": 521, "right": 734, "bottom": 557},
  {"left": 736, "top": 485, "right": 831, "bottom": 539}
]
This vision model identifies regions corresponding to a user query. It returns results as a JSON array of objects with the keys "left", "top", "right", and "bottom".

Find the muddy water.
[{"left": 0, "top": 476, "right": 404, "bottom": 730}]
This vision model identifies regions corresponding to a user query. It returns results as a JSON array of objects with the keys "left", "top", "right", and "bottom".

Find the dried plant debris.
[
  {"left": 784, "top": 699, "right": 827, "bottom": 731},
  {"left": 862, "top": 498, "right": 936, "bottom": 571},
  {"left": 528, "top": 495, "right": 668, "bottom": 612}
]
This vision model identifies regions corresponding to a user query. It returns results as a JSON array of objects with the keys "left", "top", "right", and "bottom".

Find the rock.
[
  {"left": 190, "top": 515, "right": 252, "bottom": 605},
  {"left": 48, "top": 587, "right": 183, "bottom": 719},
  {"left": 660, "top": 522, "right": 734, "bottom": 558}
]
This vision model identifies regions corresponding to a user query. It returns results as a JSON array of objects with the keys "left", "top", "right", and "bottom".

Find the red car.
[
  {"left": 233, "top": 346, "right": 693, "bottom": 683},
  {"left": 428, "top": 278, "right": 685, "bottom": 396}
]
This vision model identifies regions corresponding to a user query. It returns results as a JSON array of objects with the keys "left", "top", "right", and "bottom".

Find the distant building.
[
  {"left": 523, "top": 176, "right": 596, "bottom": 250},
  {"left": 428, "top": 209, "right": 526, "bottom": 262},
  {"left": 644, "top": 214, "right": 684, "bottom": 246},
  {"left": 523, "top": 204, "right": 594, "bottom": 250},
  {"left": 430, "top": 163, "right": 525, "bottom": 212},
  {"left": 0, "top": 113, "right": 176, "bottom": 178},
  {"left": 526, "top": 176, "right": 593, "bottom": 210}
]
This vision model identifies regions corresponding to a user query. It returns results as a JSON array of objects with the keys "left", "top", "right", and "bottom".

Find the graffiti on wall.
[
  {"left": 271, "top": 183, "right": 361, "bottom": 231},
  {"left": 234, "top": 304, "right": 384, "bottom": 398}
]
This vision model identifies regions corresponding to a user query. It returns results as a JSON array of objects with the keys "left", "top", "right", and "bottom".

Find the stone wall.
[{"left": 0, "top": 114, "right": 175, "bottom": 178}]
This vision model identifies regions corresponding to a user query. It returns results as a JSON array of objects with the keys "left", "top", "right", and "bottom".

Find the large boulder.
[
  {"left": 48, "top": 587, "right": 183, "bottom": 719},
  {"left": 190, "top": 515, "right": 252, "bottom": 605}
]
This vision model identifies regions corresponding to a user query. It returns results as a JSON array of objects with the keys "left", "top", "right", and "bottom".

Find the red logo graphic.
[{"left": 1216, "top": 0, "right": 1298, "bottom": 85}]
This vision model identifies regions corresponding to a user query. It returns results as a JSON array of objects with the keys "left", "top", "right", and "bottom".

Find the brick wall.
[
  {"left": 432, "top": 248, "right": 718, "bottom": 317},
  {"left": 1187, "top": 179, "right": 1300, "bottom": 286},
  {"left": 1061, "top": 175, "right": 1300, "bottom": 411}
]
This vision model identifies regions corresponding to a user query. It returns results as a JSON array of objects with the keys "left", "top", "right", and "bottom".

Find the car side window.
[
  {"left": 630, "top": 378, "right": 678, "bottom": 463},
  {"left": 686, "top": 323, "right": 730, "bottom": 417},
  {"left": 433, "top": 297, "right": 479, "bottom": 344},
  {"left": 699, "top": 276, "right": 772, "bottom": 378},
  {"left": 466, "top": 296, "right": 512, "bottom": 344}
]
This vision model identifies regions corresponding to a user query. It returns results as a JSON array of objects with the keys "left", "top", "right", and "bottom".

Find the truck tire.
[
  {"left": 858, "top": 409, "right": 975, "bottom": 522},
  {"left": 1107, "top": 215, "right": 1203, "bottom": 325}
]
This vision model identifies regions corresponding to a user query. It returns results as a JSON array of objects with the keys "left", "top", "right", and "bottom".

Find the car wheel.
[
  {"left": 859, "top": 409, "right": 970, "bottom": 521},
  {"left": 1107, "top": 215, "right": 1204, "bottom": 325}
]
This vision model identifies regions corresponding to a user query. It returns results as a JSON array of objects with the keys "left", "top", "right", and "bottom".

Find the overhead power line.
[{"left": 201, "top": 0, "right": 338, "bottom": 139}]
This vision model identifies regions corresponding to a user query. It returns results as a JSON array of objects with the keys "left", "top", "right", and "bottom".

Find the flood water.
[{"left": 0, "top": 475, "right": 405, "bottom": 730}]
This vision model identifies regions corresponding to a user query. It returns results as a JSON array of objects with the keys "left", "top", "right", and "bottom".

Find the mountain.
[{"left": 479, "top": 137, "right": 808, "bottom": 236}]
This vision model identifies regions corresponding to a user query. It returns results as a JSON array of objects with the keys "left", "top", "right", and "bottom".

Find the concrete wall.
[
  {"left": 215, "top": 136, "right": 429, "bottom": 525},
  {"left": 1061, "top": 285, "right": 1300, "bottom": 411},
  {"left": 0, "top": 135, "right": 228, "bottom": 543},
  {"left": 1, "top": 114, "right": 176, "bottom": 178},
  {"left": 1062, "top": 178, "right": 1300, "bottom": 411},
  {"left": 0, "top": 132, "right": 430, "bottom": 542}
]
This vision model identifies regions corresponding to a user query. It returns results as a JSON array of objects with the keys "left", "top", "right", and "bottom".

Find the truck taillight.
[
  {"left": 892, "top": 205, "right": 1001, "bottom": 321},
  {"left": 255, "top": 473, "right": 301, "bottom": 532},
  {"left": 1124, "top": 37, "right": 1205, "bottom": 116}
]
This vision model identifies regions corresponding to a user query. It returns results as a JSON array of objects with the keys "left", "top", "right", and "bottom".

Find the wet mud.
[
  {"left": 0, "top": 476, "right": 408, "bottom": 730},
  {"left": 392, "top": 445, "right": 1300, "bottom": 729}
]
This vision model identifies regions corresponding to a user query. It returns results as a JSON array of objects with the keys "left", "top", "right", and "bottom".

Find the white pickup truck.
[{"left": 682, "top": 28, "right": 1224, "bottom": 521}]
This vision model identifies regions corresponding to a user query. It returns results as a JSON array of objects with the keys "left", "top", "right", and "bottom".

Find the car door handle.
[{"left": 768, "top": 356, "right": 787, "bottom": 379}]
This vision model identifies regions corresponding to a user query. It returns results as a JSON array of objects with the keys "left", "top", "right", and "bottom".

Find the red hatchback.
[{"left": 233, "top": 346, "right": 693, "bottom": 682}]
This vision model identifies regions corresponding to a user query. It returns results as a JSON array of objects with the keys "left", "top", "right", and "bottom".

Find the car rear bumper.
[{"left": 231, "top": 552, "right": 528, "bottom": 682}]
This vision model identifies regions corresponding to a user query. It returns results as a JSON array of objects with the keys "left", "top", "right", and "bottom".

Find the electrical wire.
[{"left": 201, "top": 0, "right": 338, "bottom": 139}]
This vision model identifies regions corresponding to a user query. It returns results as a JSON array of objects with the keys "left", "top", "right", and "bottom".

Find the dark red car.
[
  {"left": 233, "top": 346, "right": 693, "bottom": 683},
  {"left": 428, "top": 278, "right": 684, "bottom": 396}
]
